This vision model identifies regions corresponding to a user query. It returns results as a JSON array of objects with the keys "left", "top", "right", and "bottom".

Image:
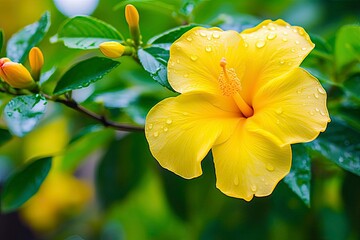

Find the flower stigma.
[{"left": 219, "top": 57, "right": 253, "bottom": 117}]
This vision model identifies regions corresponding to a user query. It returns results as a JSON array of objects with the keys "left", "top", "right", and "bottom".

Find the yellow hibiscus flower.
[{"left": 145, "top": 20, "right": 330, "bottom": 201}]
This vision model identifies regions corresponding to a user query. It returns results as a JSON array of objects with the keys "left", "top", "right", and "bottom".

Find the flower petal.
[
  {"left": 239, "top": 19, "right": 314, "bottom": 102},
  {"left": 212, "top": 120, "right": 291, "bottom": 201},
  {"left": 145, "top": 93, "right": 240, "bottom": 179},
  {"left": 168, "top": 27, "right": 246, "bottom": 95},
  {"left": 249, "top": 68, "right": 330, "bottom": 145}
]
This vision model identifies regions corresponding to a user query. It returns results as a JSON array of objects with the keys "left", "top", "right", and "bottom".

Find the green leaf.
[
  {"left": 0, "top": 128, "right": 12, "bottom": 147},
  {"left": 4, "top": 94, "right": 47, "bottom": 137},
  {"left": 60, "top": 128, "right": 114, "bottom": 172},
  {"left": 335, "top": 104, "right": 360, "bottom": 131},
  {"left": 53, "top": 57, "right": 120, "bottom": 95},
  {"left": 284, "top": 144, "right": 311, "bottom": 207},
  {"left": 0, "top": 157, "right": 52, "bottom": 213},
  {"left": 52, "top": 16, "right": 123, "bottom": 49},
  {"left": 306, "top": 120, "right": 360, "bottom": 176},
  {"left": 138, "top": 47, "right": 173, "bottom": 91},
  {"left": 343, "top": 74, "right": 360, "bottom": 101},
  {"left": 95, "top": 133, "right": 148, "bottom": 208},
  {"left": 6, "top": 12, "right": 50, "bottom": 63},
  {"left": 0, "top": 29, "right": 3, "bottom": 53},
  {"left": 148, "top": 24, "right": 197, "bottom": 46},
  {"left": 335, "top": 25, "right": 360, "bottom": 72}
]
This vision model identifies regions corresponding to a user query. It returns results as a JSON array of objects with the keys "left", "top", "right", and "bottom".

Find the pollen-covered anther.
[{"left": 218, "top": 57, "right": 241, "bottom": 96}]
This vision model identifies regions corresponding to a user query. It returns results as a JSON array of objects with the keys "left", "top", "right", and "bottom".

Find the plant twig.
[{"left": 53, "top": 97, "right": 144, "bottom": 132}]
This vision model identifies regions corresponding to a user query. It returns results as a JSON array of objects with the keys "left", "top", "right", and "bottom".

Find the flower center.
[{"left": 219, "top": 57, "right": 253, "bottom": 117}]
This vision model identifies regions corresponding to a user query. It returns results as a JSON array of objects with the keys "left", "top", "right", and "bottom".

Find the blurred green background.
[{"left": 0, "top": 0, "right": 359, "bottom": 239}]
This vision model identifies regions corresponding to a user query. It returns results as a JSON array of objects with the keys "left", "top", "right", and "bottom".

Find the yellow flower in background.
[
  {"left": 0, "top": 57, "right": 35, "bottom": 89},
  {"left": 29, "top": 47, "right": 44, "bottom": 80},
  {"left": 145, "top": 20, "right": 330, "bottom": 201}
]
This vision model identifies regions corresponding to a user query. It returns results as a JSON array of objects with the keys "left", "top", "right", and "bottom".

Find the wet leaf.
[
  {"left": 53, "top": 57, "right": 119, "bottom": 95},
  {"left": 52, "top": 16, "right": 123, "bottom": 49},
  {"left": 138, "top": 47, "right": 173, "bottom": 91},
  {"left": 284, "top": 144, "right": 311, "bottom": 207},
  {"left": 148, "top": 24, "right": 198, "bottom": 47},
  {"left": 4, "top": 94, "right": 47, "bottom": 137},
  {"left": 6, "top": 12, "right": 50, "bottom": 63},
  {"left": 306, "top": 120, "right": 360, "bottom": 176},
  {"left": 0, "top": 157, "right": 52, "bottom": 213},
  {"left": 0, "top": 128, "right": 12, "bottom": 147}
]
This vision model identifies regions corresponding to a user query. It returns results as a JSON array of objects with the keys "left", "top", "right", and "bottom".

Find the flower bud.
[
  {"left": 0, "top": 57, "right": 35, "bottom": 89},
  {"left": 125, "top": 4, "right": 141, "bottom": 47},
  {"left": 125, "top": 4, "right": 139, "bottom": 29},
  {"left": 99, "top": 42, "right": 125, "bottom": 58},
  {"left": 29, "top": 47, "right": 44, "bottom": 80}
]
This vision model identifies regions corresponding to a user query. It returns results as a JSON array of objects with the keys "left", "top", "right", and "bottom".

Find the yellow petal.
[
  {"left": 212, "top": 120, "right": 291, "bottom": 201},
  {"left": 249, "top": 68, "right": 330, "bottom": 145},
  {"left": 145, "top": 93, "right": 240, "bottom": 179},
  {"left": 239, "top": 19, "right": 314, "bottom": 102},
  {"left": 99, "top": 41, "right": 126, "bottom": 58},
  {"left": 168, "top": 27, "right": 246, "bottom": 95},
  {"left": 0, "top": 58, "right": 35, "bottom": 88},
  {"left": 29, "top": 47, "right": 44, "bottom": 74}
]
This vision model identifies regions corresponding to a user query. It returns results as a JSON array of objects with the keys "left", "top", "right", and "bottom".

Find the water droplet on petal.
[
  {"left": 293, "top": 29, "right": 298, "bottom": 33},
  {"left": 205, "top": 46, "right": 212, "bottom": 52},
  {"left": 234, "top": 176, "right": 239, "bottom": 186},
  {"left": 256, "top": 39, "right": 266, "bottom": 48},
  {"left": 212, "top": 32, "right": 220, "bottom": 39},
  {"left": 176, "top": 59, "right": 180, "bottom": 64},
  {"left": 166, "top": 119, "right": 172, "bottom": 124},
  {"left": 276, "top": 107, "right": 283, "bottom": 114},
  {"left": 314, "top": 93, "right": 319, "bottom": 99},
  {"left": 298, "top": 29, "right": 305, "bottom": 35},
  {"left": 266, "top": 163, "right": 275, "bottom": 172},
  {"left": 244, "top": 42, "right": 249, "bottom": 48},
  {"left": 282, "top": 37, "right": 288, "bottom": 42},
  {"left": 251, "top": 185, "right": 257, "bottom": 192},
  {"left": 320, "top": 110, "right": 326, "bottom": 116},
  {"left": 283, "top": 31, "right": 288, "bottom": 35},
  {"left": 297, "top": 89, "right": 302, "bottom": 94},
  {"left": 279, "top": 60, "right": 285, "bottom": 65},
  {"left": 302, "top": 47, "right": 307, "bottom": 51},
  {"left": 200, "top": 31, "right": 207, "bottom": 37},
  {"left": 148, "top": 123, "right": 153, "bottom": 130},
  {"left": 267, "top": 32, "right": 277, "bottom": 40},
  {"left": 315, "top": 108, "right": 320, "bottom": 112},
  {"left": 309, "top": 111, "right": 314, "bottom": 116},
  {"left": 190, "top": 55, "right": 198, "bottom": 61},
  {"left": 317, "top": 87, "right": 326, "bottom": 94},
  {"left": 153, "top": 131, "right": 159, "bottom": 137},
  {"left": 291, "top": 48, "right": 296, "bottom": 53},
  {"left": 295, "top": 40, "right": 300, "bottom": 44},
  {"left": 163, "top": 127, "right": 168, "bottom": 132},
  {"left": 186, "top": 36, "right": 193, "bottom": 42}
]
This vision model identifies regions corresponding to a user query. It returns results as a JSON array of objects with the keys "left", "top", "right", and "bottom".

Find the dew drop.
[
  {"left": 298, "top": 29, "right": 305, "bottom": 36},
  {"left": 148, "top": 123, "right": 153, "bottom": 130},
  {"left": 176, "top": 59, "right": 180, "bottom": 64},
  {"left": 267, "top": 32, "right": 277, "bottom": 40},
  {"left": 291, "top": 48, "right": 296, "bottom": 53},
  {"left": 170, "top": 61, "right": 175, "bottom": 67},
  {"left": 268, "top": 26, "right": 276, "bottom": 31},
  {"left": 276, "top": 107, "right": 283, "bottom": 114},
  {"left": 317, "top": 87, "right": 326, "bottom": 94},
  {"left": 293, "top": 29, "right": 298, "bottom": 33},
  {"left": 297, "top": 89, "right": 302, "bottom": 94},
  {"left": 190, "top": 55, "right": 198, "bottom": 61},
  {"left": 207, "top": 35, "right": 212, "bottom": 40},
  {"left": 153, "top": 131, "right": 159, "bottom": 137},
  {"left": 309, "top": 111, "right": 314, "bottom": 116},
  {"left": 205, "top": 46, "right": 212, "bottom": 52},
  {"left": 200, "top": 31, "right": 207, "bottom": 37},
  {"left": 163, "top": 127, "right": 168, "bottom": 132},
  {"left": 339, "top": 157, "right": 344, "bottom": 163},
  {"left": 212, "top": 32, "right": 220, "bottom": 39},
  {"left": 186, "top": 36, "right": 193, "bottom": 42},
  {"left": 314, "top": 93, "right": 319, "bottom": 99},
  {"left": 315, "top": 107, "right": 319, "bottom": 112},
  {"left": 302, "top": 47, "right": 307, "bottom": 51},
  {"left": 244, "top": 42, "right": 249, "bottom": 48},
  {"left": 320, "top": 110, "right": 326, "bottom": 116},
  {"left": 283, "top": 31, "right": 288, "bottom": 35},
  {"left": 166, "top": 119, "right": 172, "bottom": 124},
  {"left": 251, "top": 185, "right": 257, "bottom": 192},
  {"left": 266, "top": 163, "right": 275, "bottom": 172},
  {"left": 256, "top": 39, "right": 266, "bottom": 48},
  {"left": 282, "top": 37, "right": 288, "bottom": 42},
  {"left": 279, "top": 60, "right": 285, "bottom": 65},
  {"left": 234, "top": 176, "right": 239, "bottom": 186},
  {"left": 295, "top": 40, "right": 300, "bottom": 45}
]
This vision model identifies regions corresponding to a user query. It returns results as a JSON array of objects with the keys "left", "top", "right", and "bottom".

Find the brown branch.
[{"left": 54, "top": 98, "right": 144, "bottom": 132}]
